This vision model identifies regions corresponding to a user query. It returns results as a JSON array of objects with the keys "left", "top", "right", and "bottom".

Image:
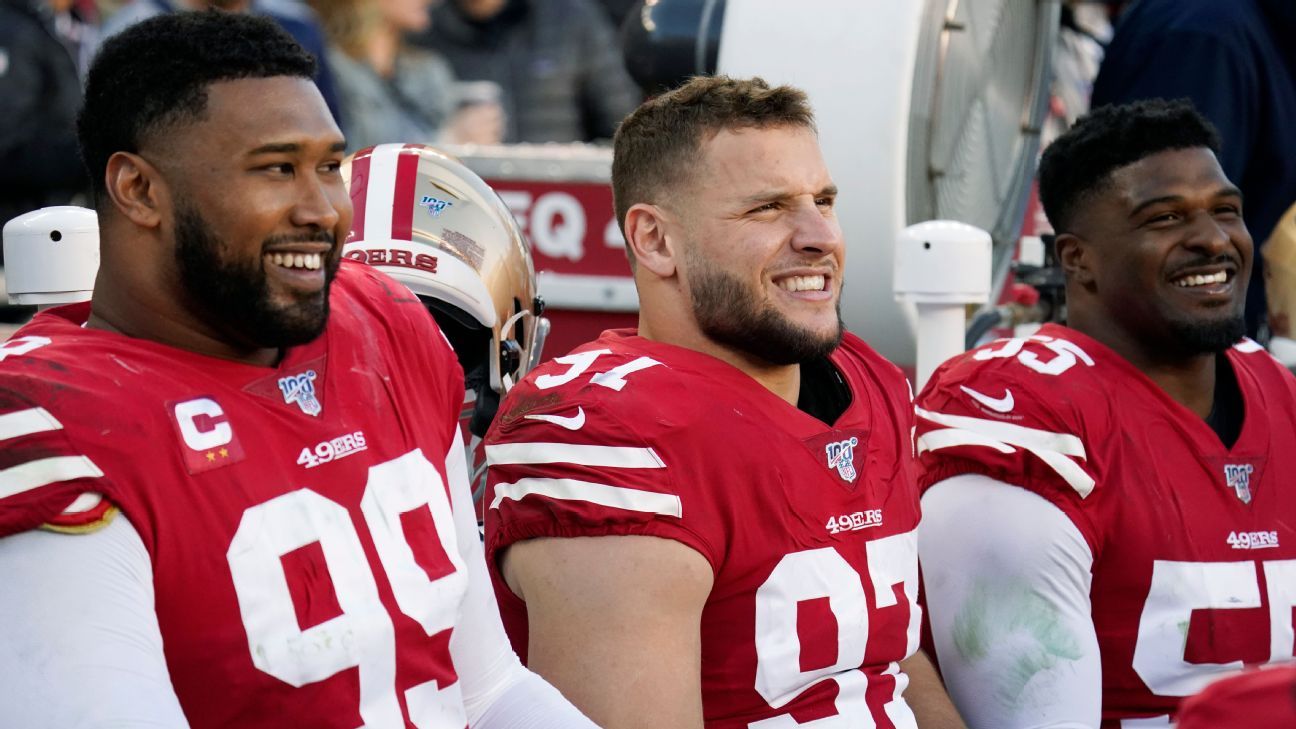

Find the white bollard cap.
[
  {"left": 3, "top": 206, "right": 99, "bottom": 305},
  {"left": 893, "top": 220, "right": 992, "bottom": 304}
]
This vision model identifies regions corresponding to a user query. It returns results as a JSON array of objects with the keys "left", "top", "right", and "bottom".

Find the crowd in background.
[{"left": 0, "top": 0, "right": 641, "bottom": 237}]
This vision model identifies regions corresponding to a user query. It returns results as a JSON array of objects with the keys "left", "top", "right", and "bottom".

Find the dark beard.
[
  {"left": 689, "top": 264, "right": 843, "bottom": 366},
  {"left": 174, "top": 204, "right": 338, "bottom": 349},
  {"left": 1167, "top": 312, "right": 1248, "bottom": 355}
]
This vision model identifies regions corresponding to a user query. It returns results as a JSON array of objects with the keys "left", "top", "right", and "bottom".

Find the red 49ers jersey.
[
  {"left": 484, "top": 329, "right": 923, "bottom": 728},
  {"left": 915, "top": 323, "right": 1296, "bottom": 727},
  {"left": 0, "top": 262, "right": 473, "bottom": 729}
]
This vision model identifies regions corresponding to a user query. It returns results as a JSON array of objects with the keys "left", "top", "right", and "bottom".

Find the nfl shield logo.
[
  {"left": 278, "top": 370, "right": 322, "bottom": 416},
  {"left": 1224, "top": 464, "right": 1254, "bottom": 504},
  {"left": 825, "top": 437, "right": 860, "bottom": 483}
]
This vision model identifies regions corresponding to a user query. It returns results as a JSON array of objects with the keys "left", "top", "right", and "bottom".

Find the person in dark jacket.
[
  {"left": 0, "top": 0, "right": 90, "bottom": 233},
  {"left": 90, "top": 0, "right": 345, "bottom": 130},
  {"left": 412, "top": 0, "right": 641, "bottom": 143},
  {"left": 1091, "top": 0, "right": 1296, "bottom": 338}
]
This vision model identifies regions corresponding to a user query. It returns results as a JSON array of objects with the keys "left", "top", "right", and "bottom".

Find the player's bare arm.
[
  {"left": 502, "top": 534, "right": 713, "bottom": 729},
  {"left": 900, "top": 651, "right": 969, "bottom": 729}
]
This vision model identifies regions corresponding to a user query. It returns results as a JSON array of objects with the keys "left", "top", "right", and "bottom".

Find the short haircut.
[
  {"left": 1037, "top": 98, "right": 1222, "bottom": 233},
  {"left": 78, "top": 10, "right": 317, "bottom": 205},
  {"left": 611, "top": 75, "right": 815, "bottom": 238}
]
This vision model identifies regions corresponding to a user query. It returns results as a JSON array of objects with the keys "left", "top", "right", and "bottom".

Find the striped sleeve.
[
  {"left": 915, "top": 406, "right": 1094, "bottom": 498},
  {"left": 487, "top": 441, "right": 681, "bottom": 517},
  {"left": 914, "top": 363, "right": 1104, "bottom": 551},
  {"left": 483, "top": 403, "right": 721, "bottom": 573},
  {"left": 0, "top": 400, "right": 112, "bottom": 537}
]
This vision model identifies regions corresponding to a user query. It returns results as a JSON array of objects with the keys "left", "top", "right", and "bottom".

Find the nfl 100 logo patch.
[
  {"left": 420, "top": 195, "right": 453, "bottom": 217},
  {"left": 825, "top": 437, "right": 860, "bottom": 483},
  {"left": 279, "top": 370, "right": 322, "bottom": 416},
  {"left": 1224, "top": 463, "right": 1255, "bottom": 504}
]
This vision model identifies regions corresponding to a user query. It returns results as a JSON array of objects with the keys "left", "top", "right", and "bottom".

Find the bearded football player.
[
  {"left": 0, "top": 12, "right": 594, "bottom": 728},
  {"left": 916, "top": 99, "right": 1296, "bottom": 728},
  {"left": 482, "top": 75, "right": 964, "bottom": 728}
]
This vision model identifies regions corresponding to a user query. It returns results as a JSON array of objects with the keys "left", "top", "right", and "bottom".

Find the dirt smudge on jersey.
[{"left": 497, "top": 392, "right": 564, "bottom": 427}]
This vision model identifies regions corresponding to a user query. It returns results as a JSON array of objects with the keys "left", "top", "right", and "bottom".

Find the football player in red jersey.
[
  {"left": 482, "top": 76, "right": 964, "bottom": 728},
  {"left": 915, "top": 99, "right": 1296, "bottom": 728},
  {"left": 0, "top": 12, "right": 595, "bottom": 728}
]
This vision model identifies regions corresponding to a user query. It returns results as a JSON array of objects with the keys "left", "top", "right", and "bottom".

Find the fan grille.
[{"left": 908, "top": 0, "right": 1059, "bottom": 279}]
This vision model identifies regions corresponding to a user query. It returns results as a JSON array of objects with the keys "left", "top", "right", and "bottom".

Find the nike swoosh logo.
[
  {"left": 525, "top": 407, "right": 586, "bottom": 430},
  {"left": 960, "top": 385, "right": 1015, "bottom": 413}
]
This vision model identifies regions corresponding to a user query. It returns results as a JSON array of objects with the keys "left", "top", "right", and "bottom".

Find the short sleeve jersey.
[
  {"left": 915, "top": 323, "right": 1296, "bottom": 726},
  {"left": 0, "top": 261, "right": 475, "bottom": 729},
  {"left": 484, "top": 329, "right": 923, "bottom": 728}
]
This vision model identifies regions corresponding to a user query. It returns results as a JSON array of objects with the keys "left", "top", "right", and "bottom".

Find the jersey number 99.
[{"left": 226, "top": 450, "right": 465, "bottom": 728}]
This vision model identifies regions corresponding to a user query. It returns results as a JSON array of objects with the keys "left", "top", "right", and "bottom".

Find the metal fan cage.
[{"left": 907, "top": 0, "right": 1061, "bottom": 296}]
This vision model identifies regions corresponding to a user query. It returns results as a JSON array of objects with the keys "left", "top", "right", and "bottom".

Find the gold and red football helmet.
[{"left": 341, "top": 144, "right": 549, "bottom": 502}]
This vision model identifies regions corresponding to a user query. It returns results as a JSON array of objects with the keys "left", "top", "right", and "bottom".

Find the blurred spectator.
[
  {"left": 1264, "top": 201, "right": 1296, "bottom": 366},
  {"left": 1091, "top": 0, "right": 1296, "bottom": 338},
  {"left": 65, "top": 0, "right": 100, "bottom": 76},
  {"left": 311, "top": 0, "right": 503, "bottom": 150},
  {"left": 597, "top": 0, "right": 634, "bottom": 30},
  {"left": 0, "top": 0, "right": 89, "bottom": 234},
  {"left": 412, "top": 0, "right": 641, "bottom": 143},
  {"left": 1048, "top": 2, "right": 1111, "bottom": 132},
  {"left": 92, "top": 0, "right": 345, "bottom": 129}
]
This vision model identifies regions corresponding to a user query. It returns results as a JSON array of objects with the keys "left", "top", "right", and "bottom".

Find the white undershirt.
[
  {"left": 0, "top": 436, "right": 595, "bottom": 729},
  {"left": 918, "top": 474, "right": 1101, "bottom": 729}
]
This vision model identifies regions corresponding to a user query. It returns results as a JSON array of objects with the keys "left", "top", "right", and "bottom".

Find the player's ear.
[
  {"left": 104, "top": 151, "right": 167, "bottom": 230},
  {"left": 624, "top": 203, "right": 678, "bottom": 278},
  {"left": 1056, "top": 232, "right": 1096, "bottom": 289}
]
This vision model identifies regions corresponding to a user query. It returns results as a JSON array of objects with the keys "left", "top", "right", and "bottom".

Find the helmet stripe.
[
  {"left": 361, "top": 143, "right": 403, "bottom": 245},
  {"left": 346, "top": 149, "right": 372, "bottom": 243},
  {"left": 391, "top": 144, "right": 421, "bottom": 243}
]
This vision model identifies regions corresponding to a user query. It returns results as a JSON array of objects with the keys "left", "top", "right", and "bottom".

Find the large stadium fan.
[{"left": 624, "top": 0, "right": 1060, "bottom": 365}]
